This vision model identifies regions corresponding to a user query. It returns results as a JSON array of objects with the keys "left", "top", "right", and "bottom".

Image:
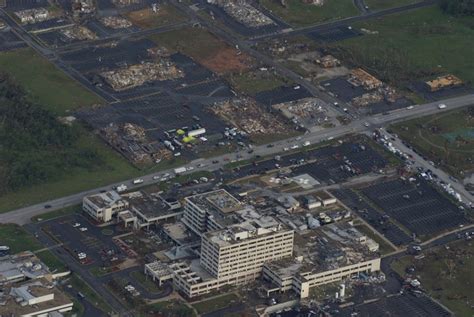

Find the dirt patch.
[{"left": 199, "top": 46, "right": 252, "bottom": 75}]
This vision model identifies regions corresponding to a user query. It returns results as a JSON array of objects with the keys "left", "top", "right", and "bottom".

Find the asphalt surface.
[{"left": 1, "top": 94, "right": 472, "bottom": 225}]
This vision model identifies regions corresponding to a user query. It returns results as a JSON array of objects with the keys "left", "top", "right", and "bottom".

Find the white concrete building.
[
  {"left": 82, "top": 190, "right": 128, "bottom": 222},
  {"left": 170, "top": 220, "right": 294, "bottom": 298}
]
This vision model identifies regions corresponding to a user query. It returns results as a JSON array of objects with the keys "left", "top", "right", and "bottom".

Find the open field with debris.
[
  {"left": 0, "top": 48, "right": 102, "bottom": 114},
  {"left": 125, "top": 5, "right": 185, "bottom": 29},
  {"left": 391, "top": 106, "right": 474, "bottom": 178},
  {"left": 149, "top": 27, "right": 253, "bottom": 74},
  {"left": 260, "top": 0, "right": 358, "bottom": 27},
  {"left": 327, "top": 6, "right": 474, "bottom": 88},
  {"left": 227, "top": 68, "right": 289, "bottom": 94},
  {"left": 391, "top": 240, "right": 474, "bottom": 317}
]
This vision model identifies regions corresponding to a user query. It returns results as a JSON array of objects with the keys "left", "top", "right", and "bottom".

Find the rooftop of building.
[
  {"left": 186, "top": 189, "right": 242, "bottom": 214},
  {"left": 203, "top": 219, "right": 289, "bottom": 248},
  {"left": 267, "top": 222, "right": 379, "bottom": 275},
  {"left": 0, "top": 252, "right": 51, "bottom": 284},
  {"left": 124, "top": 191, "right": 181, "bottom": 220},
  {"left": 85, "top": 190, "right": 124, "bottom": 209},
  {"left": 0, "top": 278, "right": 72, "bottom": 316}
]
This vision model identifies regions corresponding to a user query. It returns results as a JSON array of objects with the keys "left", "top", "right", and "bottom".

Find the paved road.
[
  {"left": 1, "top": 95, "right": 472, "bottom": 225},
  {"left": 377, "top": 128, "right": 473, "bottom": 205}
]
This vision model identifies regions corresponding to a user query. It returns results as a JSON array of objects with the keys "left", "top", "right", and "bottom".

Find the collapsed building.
[
  {"left": 100, "top": 16, "right": 133, "bottom": 29},
  {"left": 210, "top": 98, "right": 292, "bottom": 136},
  {"left": 348, "top": 68, "right": 383, "bottom": 90},
  {"left": 111, "top": 0, "right": 140, "bottom": 7},
  {"left": 316, "top": 55, "right": 340, "bottom": 68},
  {"left": 61, "top": 25, "right": 97, "bottom": 41},
  {"left": 208, "top": 0, "right": 275, "bottom": 28},
  {"left": 273, "top": 98, "right": 329, "bottom": 127},
  {"left": 262, "top": 223, "right": 380, "bottom": 298},
  {"left": 425, "top": 74, "right": 463, "bottom": 92},
  {"left": 14, "top": 8, "right": 52, "bottom": 24},
  {"left": 101, "top": 122, "right": 172, "bottom": 165},
  {"left": 100, "top": 61, "right": 184, "bottom": 91}
]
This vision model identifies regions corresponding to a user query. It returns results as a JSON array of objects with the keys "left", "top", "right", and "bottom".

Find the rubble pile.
[
  {"left": 147, "top": 47, "right": 171, "bottom": 58},
  {"left": 210, "top": 98, "right": 291, "bottom": 135},
  {"left": 101, "top": 61, "right": 184, "bottom": 91},
  {"left": 100, "top": 16, "right": 133, "bottom": 29},
  {"left": 273, "top": 98, "right": 326, "bottom": 120},
  {"left": 14, "top": 8, "right": 52, "bottom": 24},
  {"left": 352, "top": 86, "right": 400, "bottom": 107},
  {"left": 316, "top": 55, "right": 340, "bottom": 68},
  {"left": 61, "top": 26, "right": 98, "bottom": 41},
  {"left": 102, "top": 123, "right": 172, "bottom": 164},
  {"left": 209, "top": 0, "right": 275, "bottom": 28},
  {"left": 111, "top": 0, "right": 140, "bottom": 7}
]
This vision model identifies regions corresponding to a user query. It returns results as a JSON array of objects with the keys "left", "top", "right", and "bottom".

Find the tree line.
[
  {"left": 0, "top": 74, "right": 102, "bottom": 193},
  {"left": 439, "top": 0, "right": 474, "bottom": 16}
]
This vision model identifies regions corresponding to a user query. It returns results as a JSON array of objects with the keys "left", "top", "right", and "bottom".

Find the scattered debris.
[
  {"left": 100, "top": 16, "right": 133, "bottom": 29},
  {"left": 61, "top": 25, "right": 97, "bottom": 41},
  {"left": 100, "top": 60, "right": 184, "bottom": 91},
  {"left": 208, "top": 0, "right": 275, "bottom": 28}
]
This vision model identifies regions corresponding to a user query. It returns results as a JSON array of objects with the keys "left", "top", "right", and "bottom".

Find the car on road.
[
  {"left": 72, "top": 223, "right": 81, "bottom": 228},
  {"left": 290, "top": 144, "right": 299, "bottom": 149},
  {"left": 438, "top": 103, "right": 447, "bottom": 109},
  {"left": 406, "top": 105, "right": 414, "bottom": 110},
  {"left": 133, "top": 179, "right": 144, "bottom": 185},
  {"left": 79, "top": 227, "right": 88, "bottom": 232},
  {"left": 153, "top": 175, "right": 160, "bottom": 180},
  {"left": 44, "top": 205, "right": 51, "bottom": 209},
  {"left": 364, "top": 122, "right": 370, "bottom": 127},
  {"left": 212, "top": 160, "right": 219, "bottom": 164},
  {"left": 186, "top": 166, "right": 194, "bottom": 171}
]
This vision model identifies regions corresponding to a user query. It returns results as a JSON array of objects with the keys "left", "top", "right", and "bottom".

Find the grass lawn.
[
  {"left": 69, "top": 274, "right": 114, "bottom": 314},
  {"left": 130, "top": 271, "right": 161, "bottom": 293},
  {"left": 0, "top": 128, "right": 139, "bottom": 213},
  {"left": 32, "top": 204, "right": 80, "bottom": 222},
  {"left": 331, "top": 6, "right": 474, "bottom": 87},
  {"left": 192, "top": 293, "right": 239, "bottom": 315},
  {"left": 391, "top": 106, "right": 474, "bottom": 177},
  {"left": 36, "top": 250, "right": 67, "bottom": 272},
  {"left": 227, "top": 70, "right": 288, "bottom": 95},
  {"left": 354, "top": 223, "right": 397, "bottom": 255},
  {"left": 0, "top": 48, "right": 102, "bottom": 114},
  {"left": 261, "top": 0, "right": 358, "bottom": 27},
  {"left": 391, "top": 240, "right": 474, "bottom": 316},
  {"left": 125, "top": 5, "right": 185, "bottom": 29},
  {"left": 0, "top": 224, "right": 41, "bottom": 253},
  {"left": 365, "top": 0, "right": 420, "bottom": 11},
  {"left": 142, "top": 300, "right": 196, "bottom": 317}
]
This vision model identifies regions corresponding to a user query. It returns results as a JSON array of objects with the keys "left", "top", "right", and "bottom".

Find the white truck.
[
  {"left": 174, "top": 167, "right": 187, "bottom": 175},
  {"left": 133, "top": 179, "right": 144, "bottom": 185}
]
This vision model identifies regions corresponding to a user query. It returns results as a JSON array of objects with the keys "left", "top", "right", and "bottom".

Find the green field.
[
  {"left": 365, "top": 0, "right": 420, "bottom": 11},
  {"left": 261, "top": 0, "right": 359, "bottom": 27},
  {"left": 0, "top": 224, "right": 41, "bottom": 253},
  {"left": 192, "top": 293, "right": 239, "bottom": 315},
  {"left": 130, "top": 271, "right": 161, "bottom": 293},
  {"left": 36, "top": 250, "right": 67, "bottom": 272},
  {"left": 32, "top": 204, "right": 80, "bottom": 222},
  {"left": 329, "top": 6, "right": 474, "bottom": 86},
  {"left": 391, "top": 107, "right": 474, "bottom": 177},
  {"left": 0, "top": 48, "right": 102, "bottom": 114},
  {"left": 228, "top": 70, "right": 287, "bottom": 95},
  {"left": 391, "top": 240, "right": 474, "bottom": 316},
  {"left": 142, "top": 300, "right": 195, "bottom": 317}
]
